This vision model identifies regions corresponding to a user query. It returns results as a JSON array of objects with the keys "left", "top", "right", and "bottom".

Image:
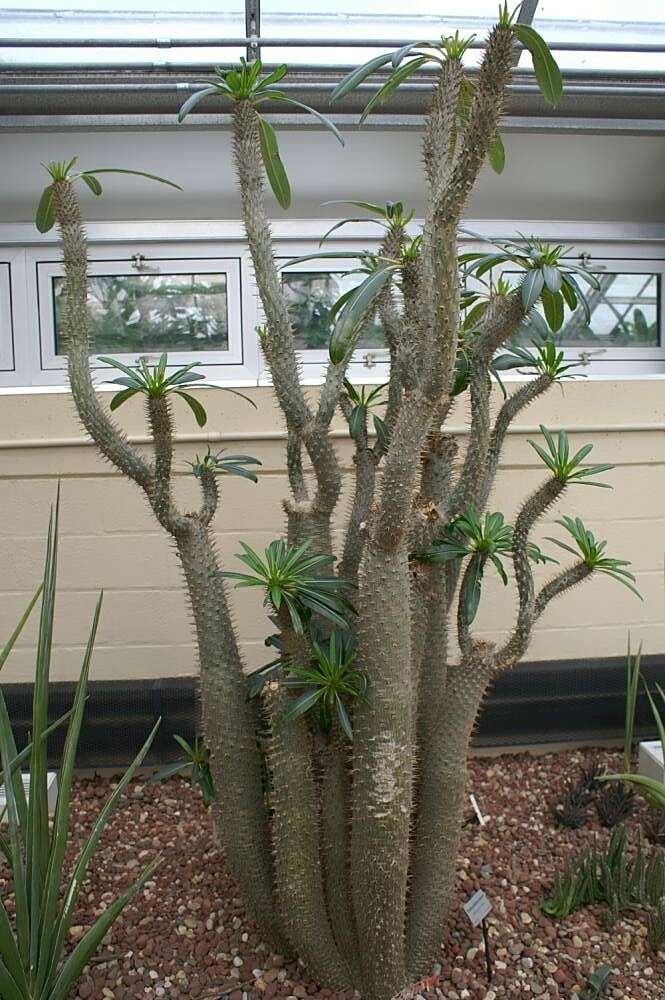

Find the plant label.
[
  {"left": 463, "top": 889, "right": 492, "bottom": 927},
  {"left": 469, "top": 793, "right": 487, "bottom": 825}
]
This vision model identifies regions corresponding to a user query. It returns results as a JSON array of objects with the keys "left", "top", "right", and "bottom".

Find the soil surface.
[{"left": 3, "top": 747, "right": 664, "bottom": 1000}]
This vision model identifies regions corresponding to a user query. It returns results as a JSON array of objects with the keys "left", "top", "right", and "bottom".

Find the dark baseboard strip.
[{"left": 4, "top": 654, "right": 664, "bottom": 767}]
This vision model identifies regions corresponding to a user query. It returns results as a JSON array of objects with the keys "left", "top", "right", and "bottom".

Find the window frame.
[
  {"left": 22, "top": 241, "right": 255, "bottom": 387},
  {"left": 483, "top": 254, "right": 665, "bottom": 373},
  {"left": 0, "top": 254, "right": 16, "bottom": 372},
  {"left": 34, "top": 250, "right": 243, "bottom": 372},
  {"left": 0, "top": 220, "right": 664, "bottom": 392},
  {"left": 272, "top": 246, "right": 390, "bottom": 385}
]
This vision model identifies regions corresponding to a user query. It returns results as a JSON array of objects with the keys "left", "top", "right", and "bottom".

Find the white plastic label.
[{"left": 463, "top": 889, "right": 492, "bottom": 927}]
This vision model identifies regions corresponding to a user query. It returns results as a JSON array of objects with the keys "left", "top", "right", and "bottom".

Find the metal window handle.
[
  {"left": 131, "top": 252, "right": 147, "bottom": 271},
  {"left": 578, "top": 348, "right": 607, "bottom": 365},
  {"left": 363, "top": 352, "right": 377, "bottom": 369}
]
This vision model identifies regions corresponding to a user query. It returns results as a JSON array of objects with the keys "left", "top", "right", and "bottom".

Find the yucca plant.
[
  {"left": 0, "top": 495, "right": 159, "bottom": 1000},
  {"left": 41, "top": 7, "right": 639, "bottom": 997},
  {"left": 601, "top": 675, "right": 665, "bottom": 812}
]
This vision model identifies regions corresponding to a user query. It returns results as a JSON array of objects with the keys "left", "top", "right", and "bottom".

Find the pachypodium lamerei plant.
[{"left": 43, "top": 6, "right": 639, "bottom": 998}]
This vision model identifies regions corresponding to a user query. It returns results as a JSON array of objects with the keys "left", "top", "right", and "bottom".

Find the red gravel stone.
[{"left": 2, "top": 748, "right": 663, "bottom": 999}]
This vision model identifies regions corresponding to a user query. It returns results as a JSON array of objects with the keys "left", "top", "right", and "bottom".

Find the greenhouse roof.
[{"left": 0, "top": 1, "right": 663, "bottom": 128}]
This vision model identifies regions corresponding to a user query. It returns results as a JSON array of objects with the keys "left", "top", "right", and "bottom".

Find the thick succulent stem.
[
  {"left": 423, "top": 58, "right": 465, "bottom": 200},
  {"left": 411, "top": 432, "right": 458, "bottom": 551},
  {"left": 319, "top": 731, "right": 361, "bottom": 984},
  {"left": 146, "top": 395, "right": 180, "bottom": 532},
  {"left": 475, "top": 373, "right": 553, "bottom": 514},
  {"left": 442, "top": 25, "right": 516, "bottom": 219},
  {"left": 53, "top": 175, "right": 283, "bottom": 951},
  {"left": 52, "top": 179, "right": 153, "bottom": 491},
  {"left": 373, "top": 392, "right": 434, "bottom": 552},
  {"left": 408, "top": 645, "right": 496, "bottom": 975},
  {"left": 447, "top": 293, "right": 525, "bottom": 519},
  {"left": 232, "top": 102, "right": 311, "bottom": 434},
  {"left": 339, "top": 397, "right": 378, "bottom": 587},
  {"left": 232, "top": 100, "right": 343, "bottom": 526},
  {"left": 351, "top": 542, "right": 414, "bottom": 1000},
  {"left": 497, "top": 477, "right": 566, "bottom": 668},
  {"left": 198, "top": 467, "right": 220, "bottom": 526},
  {"left": 175, "top": 519, "right": 284, "bottom": 948},
  {"left": 535, "top": 561, "right": 593, "bottom": 618},
  {"left": 264, "top": 625, "right": 351, "bottom": 988}
]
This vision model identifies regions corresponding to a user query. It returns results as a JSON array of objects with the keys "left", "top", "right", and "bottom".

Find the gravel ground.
[{"left": 3, "top": 747, "right": 664, "bottom": 1000}]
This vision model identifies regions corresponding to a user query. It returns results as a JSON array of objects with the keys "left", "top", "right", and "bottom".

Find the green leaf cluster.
[
  {"left": 0, "top": 494, "right": 160, "bottom": 1000},
  {"left": 343, "top": 379, "right": 389, "bottom": 448},
  {"left": 151, "top": 735, "right": 214, "bottom": 808},
  {"left": 219, "top": 539, "right": 355, "bottom": 634},
  {"left": 98, "top": 353, "right": 255, "bottom": 428},
  {"left": 547, "top": 516, "right": 640, "bottom": 598},
  {"left": 420, "top": 509, "right": 555, "bottom": 625},
  {"left": 281, "top": 631, "right": 367, "bottom": 739},
  {"left": 493, "top": 338, "right": 585, "bottom": 382},
  {"left": 189, "top": 446, "right": 262, "bottom": 484},
  {"left": 319, "top": 199, "right": 414, "bottom": 245},
  {"left": 328, "top": 265, "right": 397, "bottom": 364},
  {"left": 330, "top": 16, "right": 560, "bottom": 177},
  {"left": 528, "top": 425, "right": 614, "bottom": 488},
  {"left": 178, "top": 58, "right": 343, "bottom": 210},
  {"left": 460, "top": 235, "right": 600, "bottom": 332},
  {"left": 281, "top": 249, "right": 397, "bottom": 364},
  {"left": 36, "top": 157, "right": 181, "bottom": 233}
]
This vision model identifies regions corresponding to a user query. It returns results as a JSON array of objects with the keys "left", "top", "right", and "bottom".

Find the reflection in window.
[
  {"left": 53, "top": 272, "right": 229, "bottom": 355},
  {"left": 515, "top": 273, "right": 660, "bottom": 350},
  {"left": 282, "top": 271, "right": 385, "bottom": 351}
]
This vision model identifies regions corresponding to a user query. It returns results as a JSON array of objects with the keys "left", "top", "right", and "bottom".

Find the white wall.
[{"left": 1, "top": 128, "right": 665, "bottom": 224}]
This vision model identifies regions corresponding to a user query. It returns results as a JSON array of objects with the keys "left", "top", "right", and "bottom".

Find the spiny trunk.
[
  {"left": 320, "top": 733, "right": 361, "bottom": 984},
  {"left": 265, "top": 628, "right": 351, "bottom": 988},
  {"left": 351, "top": 542, "right": 415, "bottom": 1000},
  {"left": 408, "top": 647, "right": 495, "bottom": 974},
  {"left": 175, "top": 521, "right": 284, "bottom": 949}
]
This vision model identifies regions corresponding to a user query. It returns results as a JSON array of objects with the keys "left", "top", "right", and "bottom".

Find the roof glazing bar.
[{"left": 2, "top": 36, "right": 665, "bottom": 53}]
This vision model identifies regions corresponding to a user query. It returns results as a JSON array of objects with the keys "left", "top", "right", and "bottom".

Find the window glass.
[
  {"left": 0, "top": 1, "right": 245, "bottom": 69},
  {"left": 531, "top": 1, "right": 665, "bottom": 73},
  {"left": 261, "top": 1, "right": 491, "bottom": 67},
  {"left": 282, "top": 270, "right": 385, "bottom": 352},
  {"left": 514, "top": 273, "right": 660, "bottom": 350},
  {"left": 52, "top": 272, "right": 229, "bottom": 356}
]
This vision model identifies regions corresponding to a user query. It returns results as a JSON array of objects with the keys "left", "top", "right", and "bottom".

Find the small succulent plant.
[
  {"left": 643, "top": 806, "right": 665, "bottom": 846},
  {"left": 596, "top": 780, "right": 635, "bottom": 828},
  {"left": 553, "top": 783, "right": 591, "bottom": 830}
]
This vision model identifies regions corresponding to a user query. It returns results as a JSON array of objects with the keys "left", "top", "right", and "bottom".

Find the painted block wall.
[{"left": 0, "top": 378, "right": 662, "bottom": 684}]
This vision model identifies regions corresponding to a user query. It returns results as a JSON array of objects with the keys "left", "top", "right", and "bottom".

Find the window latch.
[
  {"left": 363, "top": 352, "right": 377, "bottom": 369},
  {"left": 578, "top": 348, "right": 606, "bottom": 366},
  {"left": 131, "top": 253, "right": 147, "bottom": 271}
]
